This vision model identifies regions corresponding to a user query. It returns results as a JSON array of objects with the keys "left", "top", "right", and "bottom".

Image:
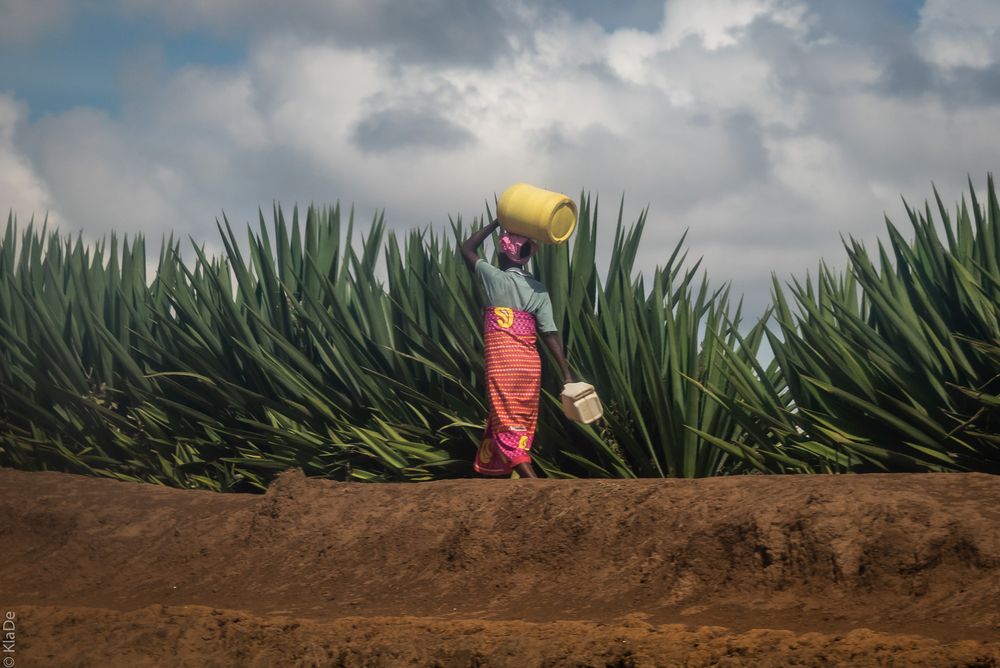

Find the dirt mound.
[
  {"left": 2, "top": 467, "right": 999, "bottom": 666},
  {"left": 14, "top": 604, "right": 1000, "bottom": 668}
]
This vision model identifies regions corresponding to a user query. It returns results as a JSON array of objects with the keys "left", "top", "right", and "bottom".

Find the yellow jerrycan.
[{"left": 497, "top": 183, "right": 578, "bottom": 244}]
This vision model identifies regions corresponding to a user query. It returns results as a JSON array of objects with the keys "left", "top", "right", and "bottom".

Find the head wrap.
[{"left": 498, "top": 231, "right": 538, "bottom": 266}]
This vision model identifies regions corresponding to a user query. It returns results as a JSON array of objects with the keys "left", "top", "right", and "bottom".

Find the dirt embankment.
[{"left": 1, "top": 467, "right": 998, "bottom": 666}]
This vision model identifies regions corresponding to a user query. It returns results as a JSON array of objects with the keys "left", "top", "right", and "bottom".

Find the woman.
[{"left": 460, "top": 218, "right": 574, "bottom": 478}]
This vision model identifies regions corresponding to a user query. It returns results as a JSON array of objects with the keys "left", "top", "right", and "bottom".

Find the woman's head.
[{"left": 498, "top": 231, "right": 538, "bottom": 267}]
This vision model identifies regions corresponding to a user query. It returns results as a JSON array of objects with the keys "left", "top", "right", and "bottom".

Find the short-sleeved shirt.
[{"left": 474, "top": 259, "right": 557, "bottom": 333}]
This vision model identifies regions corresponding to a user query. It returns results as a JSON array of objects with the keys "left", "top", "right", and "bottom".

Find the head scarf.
[{"left": 498, "top": 231, "right": 538, "bottom": 266}]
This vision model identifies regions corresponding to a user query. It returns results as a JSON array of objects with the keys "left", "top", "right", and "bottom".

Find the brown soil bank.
[{"left": 1, "top": 467, "right": 998, "bottom": 667}]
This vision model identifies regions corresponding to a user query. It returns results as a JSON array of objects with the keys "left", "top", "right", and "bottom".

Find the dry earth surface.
[{"left": 1, "top": 467, "right": 998, "bottom": 666}]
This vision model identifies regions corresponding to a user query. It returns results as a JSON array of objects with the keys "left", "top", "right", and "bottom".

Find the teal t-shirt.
[{"left": 475, "top": 259, "right": 557, "bottom": 333}]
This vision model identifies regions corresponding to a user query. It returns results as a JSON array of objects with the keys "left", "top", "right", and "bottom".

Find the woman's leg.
[{"left": 514, "top": 461, "right": 539, "bottom": 478}]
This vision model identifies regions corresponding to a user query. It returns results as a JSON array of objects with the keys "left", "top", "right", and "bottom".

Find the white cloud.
[
  {"left": 661, "top": 0, "right": 809, "bottom": 50},
  {"left": 248, "top": 40, "right": 385, "bottom": 159},
  {"left": 0, "top": 94, "right": 57, "bottom": 225},
  {"left": 917, "top": 0, "right": 1000, "bottom": 69},
  {"left": 25, "top": 108, "right": 186, "bottom": 238}
]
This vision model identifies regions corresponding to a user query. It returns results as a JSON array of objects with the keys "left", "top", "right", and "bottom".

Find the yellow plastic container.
[
  {"left": 561, "top": 382, "right": 603, "bottom": 424},
  {"left": 497, "top": 183, "right": 578, "bottom": 244}
]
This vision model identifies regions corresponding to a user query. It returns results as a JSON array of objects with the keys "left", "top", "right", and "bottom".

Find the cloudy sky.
[{"left": 2, "top": 0, "right": 999, "bottom": 315}]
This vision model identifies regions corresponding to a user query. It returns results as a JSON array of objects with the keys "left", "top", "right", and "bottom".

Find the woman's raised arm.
[{"left": 459, "top": 219, "right": 501, "bottom": 271}]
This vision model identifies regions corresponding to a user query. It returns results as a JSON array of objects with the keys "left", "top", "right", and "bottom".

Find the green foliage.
[
  {"left": 0, "top": 198, "right": 762, "bottom": 490},
  {"left": 709, "top": 176, "right": 1000, "bottom": 473},
  {"left": 530, "top": 198, "right": 767, "bottom": 477},
  {"left": 2, "top": 176, "right": 999, "bottom": 490}
]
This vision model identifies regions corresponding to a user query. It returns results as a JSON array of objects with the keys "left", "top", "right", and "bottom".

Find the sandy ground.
[{"left": 1, "top": 466, "right": 998, "bottom": 666}]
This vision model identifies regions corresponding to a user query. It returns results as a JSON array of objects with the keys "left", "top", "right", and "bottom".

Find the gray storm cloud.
[
  {"left": 352, "top": 109, "right": 476, "bottom": 154},
  {"left": 116, "top": 0, "right": 530, "bottom": 67}
]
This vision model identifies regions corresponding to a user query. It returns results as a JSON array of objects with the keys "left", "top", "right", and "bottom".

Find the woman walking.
[{"left": 460, "top": 219, "right": 574, "bottom": 478}]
